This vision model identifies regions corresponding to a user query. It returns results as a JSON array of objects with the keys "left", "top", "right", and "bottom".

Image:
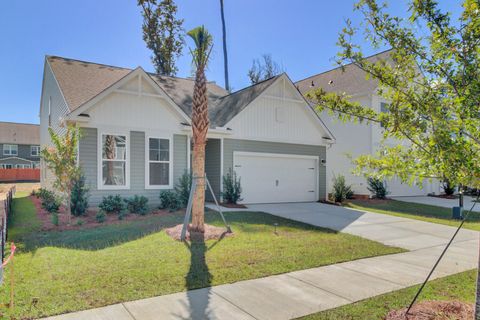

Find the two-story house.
[
  {"left": 0, "top": 122, "right": 40, "bottom": 169},
  {"left": 296, "top": 50, "right": 441, "bottom": 197}
]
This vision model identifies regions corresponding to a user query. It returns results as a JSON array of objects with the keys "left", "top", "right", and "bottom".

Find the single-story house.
[
  {"left": 40, "top": 56, "right": 335, "bottom": 205},
  {"left": 296, "top": 50, "right": 441, "bottom": 197}
]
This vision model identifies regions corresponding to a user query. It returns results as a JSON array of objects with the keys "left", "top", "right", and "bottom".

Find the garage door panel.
[{"left": 234, "top": 153, "right": 317, "bottom": 204}]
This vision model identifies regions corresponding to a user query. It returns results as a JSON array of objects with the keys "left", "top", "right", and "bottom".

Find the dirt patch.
[
  {"left": 319, "top": 200, "right": 343, "bottom": 206},
  {"left": 165, "top": 223, "right": 233, "bottom": 241},
  {"left": 30, "top": 195, "right": 174, "bottom": 231},
  {"left": 385, "top": 301, "right": 473, "bottom": 320},
  {"left": 0, "top": 182, "right": 40, "bottom": 193}
]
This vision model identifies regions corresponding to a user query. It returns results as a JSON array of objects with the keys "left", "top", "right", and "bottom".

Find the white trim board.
[{"left": 144, "top": 134, "right": 174, "bottom": 190}]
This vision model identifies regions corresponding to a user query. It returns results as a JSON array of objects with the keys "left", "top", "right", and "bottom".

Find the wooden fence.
[
  {"left": 0, "top": 186, "right": 15, "bottom": 262},
  {"left": 0, "top": 169, "right": 40, "bottom": 182}
]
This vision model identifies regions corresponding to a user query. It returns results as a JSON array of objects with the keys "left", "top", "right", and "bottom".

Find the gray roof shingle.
[
  {"left": 0, "top": 122, "right": 39, "bottom": 145},
  {"left": 46, "top": 56, "right": 284, "bottom": 128},
  {"left": 295, "top": 50, "right": 393, "bottom": 96}
]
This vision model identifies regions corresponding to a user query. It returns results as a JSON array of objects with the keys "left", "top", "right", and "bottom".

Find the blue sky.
[{"left": 0, "top": 1, "right": 460, "bottom": 124}]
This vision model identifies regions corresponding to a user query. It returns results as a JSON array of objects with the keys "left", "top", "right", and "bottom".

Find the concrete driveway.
[
  {"left": 246, "top": 202, "right": 478, "bottom": 251},
  {"left": 47, "top": 202, "right": 479, "bottom": 320},
  {"left": 392, "top": 195, "right": 479, "bottom": 212}
]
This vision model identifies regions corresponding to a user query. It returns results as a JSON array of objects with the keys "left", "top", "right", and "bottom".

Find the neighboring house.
[
  {"left": 40, "top": 56, "right": 335, "bottom": 205},
  {"left": 0, "top": 122, "right": 40, "bottom": 169},
  {"left": 296, "top": 50, "right": 441, "bottom": 197}
]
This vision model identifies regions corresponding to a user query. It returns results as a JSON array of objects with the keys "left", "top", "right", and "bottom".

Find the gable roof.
[
  {"left": 295, "top": 49, "right": 393, "bottom": 96},
  {"left": 0, "top": 122, "right": 40, "bottom": 145},
  {"left": 211, "top": 75, "right": 281, "bottom": 126},
  {"left": 45, "top": 56, "right": 331, "bottom": 137}
]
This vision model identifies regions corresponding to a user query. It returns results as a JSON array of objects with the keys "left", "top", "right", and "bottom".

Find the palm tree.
[
  {"left": 219, "top": 0, "right": 229, "bottom": 92},
  {"left": 187, "top": 26, "right": 213, "bottom": 233}
]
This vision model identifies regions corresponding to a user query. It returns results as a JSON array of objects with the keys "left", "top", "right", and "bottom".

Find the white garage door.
[{"left": 234, "top": 152, "right": 318, "bottom": 204}]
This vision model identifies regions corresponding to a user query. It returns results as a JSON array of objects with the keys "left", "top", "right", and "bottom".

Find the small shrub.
[
  {"left": 96, "top": 211, "right": 106, "bottom": 223},
  {"left": 441, "top": 179, "right": 455, "bottom": 196},
  {"left": 367, "top": 177, "right": 389, "bottom": 199},
  {"left": 70, "top": 174, "right": 89, "bottom": 216},
  {"left": 118, "top": 211, "right": 127, "bottom": 220},
  {"left": 222, "top": 170, "right": 242, "bottom": 204},
  {"left": 159, "top": 190, "right": 180, "bottom": 212},
  {"left": 331, "top": 174, "right": 353, "bottom": 203},
  {"left": 175, "top": 171, "right": 192, "bottom": 207},
  {"left": 39, "top": 189, "right": 61, "bottom": 213},
  {"left": 37, "top": 188, "right": 50, "bottom": 200},
  {"left": 30, "top": 189, "right": 37, "bottom": 197},
  {"left": 98, "top": 195, "right": 124, "bottom": 214},
  {"left": 75, "top": 219, "right": 84, "bottom": 226},
  {"left": 51, "top": 212, "right": 59, "bottom": 226},
  {"left": 124, "top": 195, "right": 149, "bottom": 215}
]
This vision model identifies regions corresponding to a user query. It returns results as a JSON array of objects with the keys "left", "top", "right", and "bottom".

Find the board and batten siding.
[
  {"left": 205, "top": 139, "right": 221, "bottom": 201},
  {"left": 223, "top": 138, "right": 327, "bottom": 201},
  {"left": 79, "top": 127, "right": 188, "bottom": 206}
]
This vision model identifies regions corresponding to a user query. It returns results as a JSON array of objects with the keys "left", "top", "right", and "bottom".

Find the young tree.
[
  {"left": 138, "top": 0, "right": 184, "bottom": 76},
  {"left": 247, "top": 54, "right": 282, "bottom": 84},
  {"left": 306, "top": 0, "right": 480, "bottom": 314},
  {"left": 188, "top": 26, "right": 213, "bottom": 233},
  {"left": 219, "top": 0, "right": 230, "bottom": 92},
  {"left": 41, "top": 125, "right": 81, "bottom": 224}
]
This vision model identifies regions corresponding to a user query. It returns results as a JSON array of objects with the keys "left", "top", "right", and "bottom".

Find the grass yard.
[
  {"left": 298, "top": 269, "right": 476, "bottom": 319},
  {"left": 2, "top": 193, "right": 404, "bottom": 319},
  {"left": 347, "top": 199, "right": 480, "bottom": 231}
]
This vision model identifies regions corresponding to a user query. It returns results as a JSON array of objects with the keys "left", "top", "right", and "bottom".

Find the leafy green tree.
[
  {"left": 138, "top": 0, "right": 184, "bottom": 76},
  {"left": 41, "top": 125, "right": 81, "bottom": 224},
  {"left": 306, "top": 0, "right": 480, "bottom": 314},
  {"left": 247, "top": 54, "right": 282, "bottom": 84}
]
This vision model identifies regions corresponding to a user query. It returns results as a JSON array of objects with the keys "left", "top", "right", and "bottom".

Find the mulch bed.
[
  {"left": 385, "top": 301, "right": 473, "bottom": 320},
  {"left": 220, "top": 203, "right": 247, "bottom": 209},
  {"left": 429, "top": 194, "right": 458, "bottom": 199},
  {"left": 30, "top": 195, "right": 174, "bottom": 231},
  {"left": 165, "top": 223, "right": 233, "bottom": 241}
]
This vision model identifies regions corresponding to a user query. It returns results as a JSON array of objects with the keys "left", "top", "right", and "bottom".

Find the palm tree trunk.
[
  {"left": 191, "top": 142, "right": 206, "bottom": 232},
  {"left": 220, "top": 0, "right": 229, "bottom": 92}
]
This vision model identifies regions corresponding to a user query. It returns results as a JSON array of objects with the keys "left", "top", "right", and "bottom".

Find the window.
[
  {"left": 31, "top": 145, "right": 40, "bottom": 156},
  {"left": 16, "top": 164, "right": 31, "bottom": 169},
  {"left": 3, "top": 144, "right": 18, "bottom": 156},
  {"left": 147, "top": 137, "right": 171, "bottom": 188},
  {"left": 100, "top": 134, "right": 128, "bottom": 188},
  {"left": 1, "top": 164, "right": 13, "bottom": 169},
  {"left": 380, "top": 102, "right": 389, "bottom": 128}
]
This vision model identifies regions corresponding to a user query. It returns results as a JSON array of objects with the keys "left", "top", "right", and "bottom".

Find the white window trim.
[
  {"left": 145, "top": 134, "right": 173, "bottom": 189},
  {"left": 3, "top": 144, "right": 18, "bottom": 156},
  {"left": 31, "top": 145, "right": 40, "bottom": 156},
  {"left": 97, "top": 131, "right": 130, "bottom": 190}
]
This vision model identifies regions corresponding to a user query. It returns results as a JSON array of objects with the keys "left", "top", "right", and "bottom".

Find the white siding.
[
  {"left": 227, "top": 78, "right": 329, "bottom": 146},
  {"left": 84, "top": 92, "right": 184, "bottom": 132},
  {"left": 39, "top": 60, "right": 70, "bottom": 189}
]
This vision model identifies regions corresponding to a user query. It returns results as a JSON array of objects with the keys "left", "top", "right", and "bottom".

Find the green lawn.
[
  {"left": 2, "top": 193, "right": 404, "bottom": 319},
  {"left": 298, "top": 269, "right": 476, "bottom": 319},
  {"left": 346, "top": 199, "right": 480, "bottom": 231}
]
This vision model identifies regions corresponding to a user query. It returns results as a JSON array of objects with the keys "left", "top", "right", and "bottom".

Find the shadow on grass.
[
  {"left": 175, "top": 231, "right": 229, "bottom": 319},
  {"left": 11, "top": 195, "right": 340, "bottom": 253}
]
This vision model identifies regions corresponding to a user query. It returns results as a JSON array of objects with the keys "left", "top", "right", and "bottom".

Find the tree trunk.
[{"left": 191, "top": 142, "right": 206, "bottom": 232}]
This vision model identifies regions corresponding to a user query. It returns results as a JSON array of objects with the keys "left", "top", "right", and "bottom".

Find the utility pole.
[{"left": 220, "top": 0, "right": 230, "bottom": 92}]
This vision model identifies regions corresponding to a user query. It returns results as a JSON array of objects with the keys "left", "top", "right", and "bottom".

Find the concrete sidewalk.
[{"left": 44, "top": 203, "right": 479, "bottom": 320}]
